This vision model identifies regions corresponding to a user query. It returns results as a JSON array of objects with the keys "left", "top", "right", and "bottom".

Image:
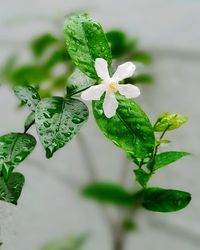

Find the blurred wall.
[{"left": 0, "top": 1, "right": 200, "bottom": 250}]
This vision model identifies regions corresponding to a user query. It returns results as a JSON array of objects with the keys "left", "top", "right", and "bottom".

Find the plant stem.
[{"left": 113, "top": 233, "right": 124, "bottom": 250}]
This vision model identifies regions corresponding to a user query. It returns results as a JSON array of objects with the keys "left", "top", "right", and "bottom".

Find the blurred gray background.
[{"left": 0, "top": 0, "right": 200, "bottom": 249}]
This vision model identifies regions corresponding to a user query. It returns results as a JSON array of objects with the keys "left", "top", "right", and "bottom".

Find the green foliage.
[
  {"left": 31, "top": 33, "right": 59, "bottom": 57},
  {"left": 106, "top": 30, "right": 136, "bottom": 57},
  {"left": 134, "top": 168, "right": 151, "bottom": 188},
  {"left": 154, "top": 151, "right": 190, "bottom": 170},
  {"left": 44, "top": 48, "right": 69, "bottom": 70},
  {"left": 14, "top": 85, "right": 40, "bottom": 111},
  {"left": 0, "top": 12, "right": 191, "bottom": 217},
  {"left": 82, "top": 182, "right": 135, "bottom": 206},
  {"left": 0, "top": 172, "right": 25, "bottom": 205},
  {"left": 24, "top": 112, "right": 35, "bottom": 132},
  {"left": 125, "top": 74, "right": 154, "bottom": 85},
  {"left": 154, "top": 112, "right": 188, "bottom": 132},
  {"left": 0, "top": 133, "right": 36, "bottom": 180},
  {"left": 131, "top": 50, "right": 152, "bottom": 65},
  {"left": 93, "top": 94, "right": 155, "bottom": 159},
  {"left": 106, "top": 30, "right": 153, "bottom": 66},
  {"left": 142, "top": 187, "right": 191, "bottom": 212},
  {"left": 35, "top": 97, "right": 88, "bottom": 158},
  {"left": 10, "top": 65, "right": 49, "bottom": 85},
  {"left": 64, "top": 14, "right": 112, "bottom": 79},
  {"left": 41, "top": 235, "right": 87, "bottom": 250},
  {"left": 67, "top": 68, "right": 96, "bottom": 97}
]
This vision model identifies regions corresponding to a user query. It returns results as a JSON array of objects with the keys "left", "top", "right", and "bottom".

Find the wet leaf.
[
  {"left": 142, "top": 187, "right": 191, "bottom": 212},
  {"left": 0, "top": 172, "right": 25, "bottom": 205},
  {"left": 93, "top": 94, "right": 155, "bottom": 159},
  {"left": 154, "top": 112, "right": 188, "bottom": 132},
  {"left": 82, "top": 182, "right": 135, "bottom": 206},
  {"left": 35, "top": 97, "right": 88, "bottom": 158},
  {"left": 0, "top": 133, "right": 36, "bottom": 179},
  {"left": 14, "top": 85, "right": 40, "bottom": 111},
  {"left": 64, "top": 14, "right": 112, "bottom": 79},
  {"left": 67, "top": 68, "right": 96, "bottom": 96},
  {"left": 154, "top": 151, "right": 190, "bottom": 170}
]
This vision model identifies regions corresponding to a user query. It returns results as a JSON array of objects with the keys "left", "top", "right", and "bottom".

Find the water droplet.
[
  {"left": 72, "top": 117, "right": 84, "bottom": 124},
  {"left": 44, "top": 121, "right": 51, "bottom": 128},
  {"left": 46, "top": 145, "right": 55, "bottom": 158},
  {"left": 43, "top": 112, "right": 51, "bottom": 119}
]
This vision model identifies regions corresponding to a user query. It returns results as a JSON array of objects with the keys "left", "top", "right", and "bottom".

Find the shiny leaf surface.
[
  {"left": 154, "top": 112, "right": 188, "bottom": 132},
  {"left": 93, "top": 95, "right": 155, "bottom": 159},
  {"left": 0, "top": 133, "right": 36, "bottom": 179},
  {"left": 64, "top": 14, "right": 112, "bottom": 79},
  {"left": 142, "top": 187, "right": 191, "bottom": 212},
  {"left": 67, "top": 68, "right": 96, "bottom": 96},
  {"left": 0, "top": 172, "right": 25, "bottom": 205},
  {"left": 154, "top": 151, "right": 190, "bottom": 170},
  {"left": 14, "top": 85, "right": 40, "bottom": 111},
  {"left": 35, "top": 97, "right": 88, "bottom": 158}
]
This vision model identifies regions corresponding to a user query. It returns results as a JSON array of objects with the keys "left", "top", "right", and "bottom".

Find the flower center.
[{"left": 108, "top": 81, "right": 118, "bottom": 93}]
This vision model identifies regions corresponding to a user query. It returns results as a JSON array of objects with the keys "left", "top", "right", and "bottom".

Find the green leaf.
[
  {"left": 0, "top": 133, "right": 36, "bottom": 179},
  {"left": 67, "top": 68, "right": 96, "bottom": 96},
  {"left": 142, "top": 187, "right": 191, "bottom": 212},
  {"left": 14, "top": 85, "right": 40, "bottom": 111},
  {"left": 82, "top": 182, "right": 135, "bottom": 206},
  {"left": 10, "top": 65, "right": 49, "bottom": 85},
  {"left": 134, "top": 168, "right": 151, "bottom": 187},
  {"left": 41, "top": 235, "right": 87, "bottom": 250},
  {"left": 24, "top": 112, "right": 35, "bottom": 132},
  {"left": 126, "top": 74, "right": 154, "bottom": 85},
  {"left": 44, "top": 48, "right": 69, "bottom": 69},
  {"left": 31, "top": 33, "right": 59, "bottom": 57},
  {"left": 93, "top": 94, "right": 155, "bottom": 159},
  {"left": 0, "top": 172, "right": 25, "bottom": 205},
  {"left": 106, "top": 30, "right": 136, "bottom": 57},
  {"left": 35, "top": 97, "right": 88, "bottom": 158},
  {"left": 154, "top": 112, "right": 188, "bottom": 132},
  {"left": 154, "top": 151, "right": 190, "bottom": 170},
  {"left": 156, "top": 139, "right": 171, "bottom": 145},
  {"left": 64, "top": 14, "right": 112, "bottom": 79},
  {"left": 131, "top": 50, "right": 153, "bottom": 65}
]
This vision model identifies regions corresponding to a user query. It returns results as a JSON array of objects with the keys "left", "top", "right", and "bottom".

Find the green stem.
[
  {"left": 24, "top": 120, "right": 35, "bottom": 133},
  {"left": 148, "top": 125, "right": 170, "bottom": 173}
]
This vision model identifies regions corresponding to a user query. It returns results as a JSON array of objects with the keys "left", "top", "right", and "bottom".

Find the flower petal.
[
  {"left": 81, "top": 85, "right": 105, "bottom": 100},
  {"left": 103, "top": 92, "right": 118, "bottom": 118},
  {"left": 118, "top": 84, "right": 140, "bottom": 98},
  {"left": 95, "top": 58, "right": 110, "bottom": 80},
  {"left": 113, "top": 62, "right": 136, "bottom": 81}
]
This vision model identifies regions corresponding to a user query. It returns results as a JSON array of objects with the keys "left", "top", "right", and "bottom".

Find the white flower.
[{"left": 81, "top": 58, "right": 140, "bottom": 118}]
